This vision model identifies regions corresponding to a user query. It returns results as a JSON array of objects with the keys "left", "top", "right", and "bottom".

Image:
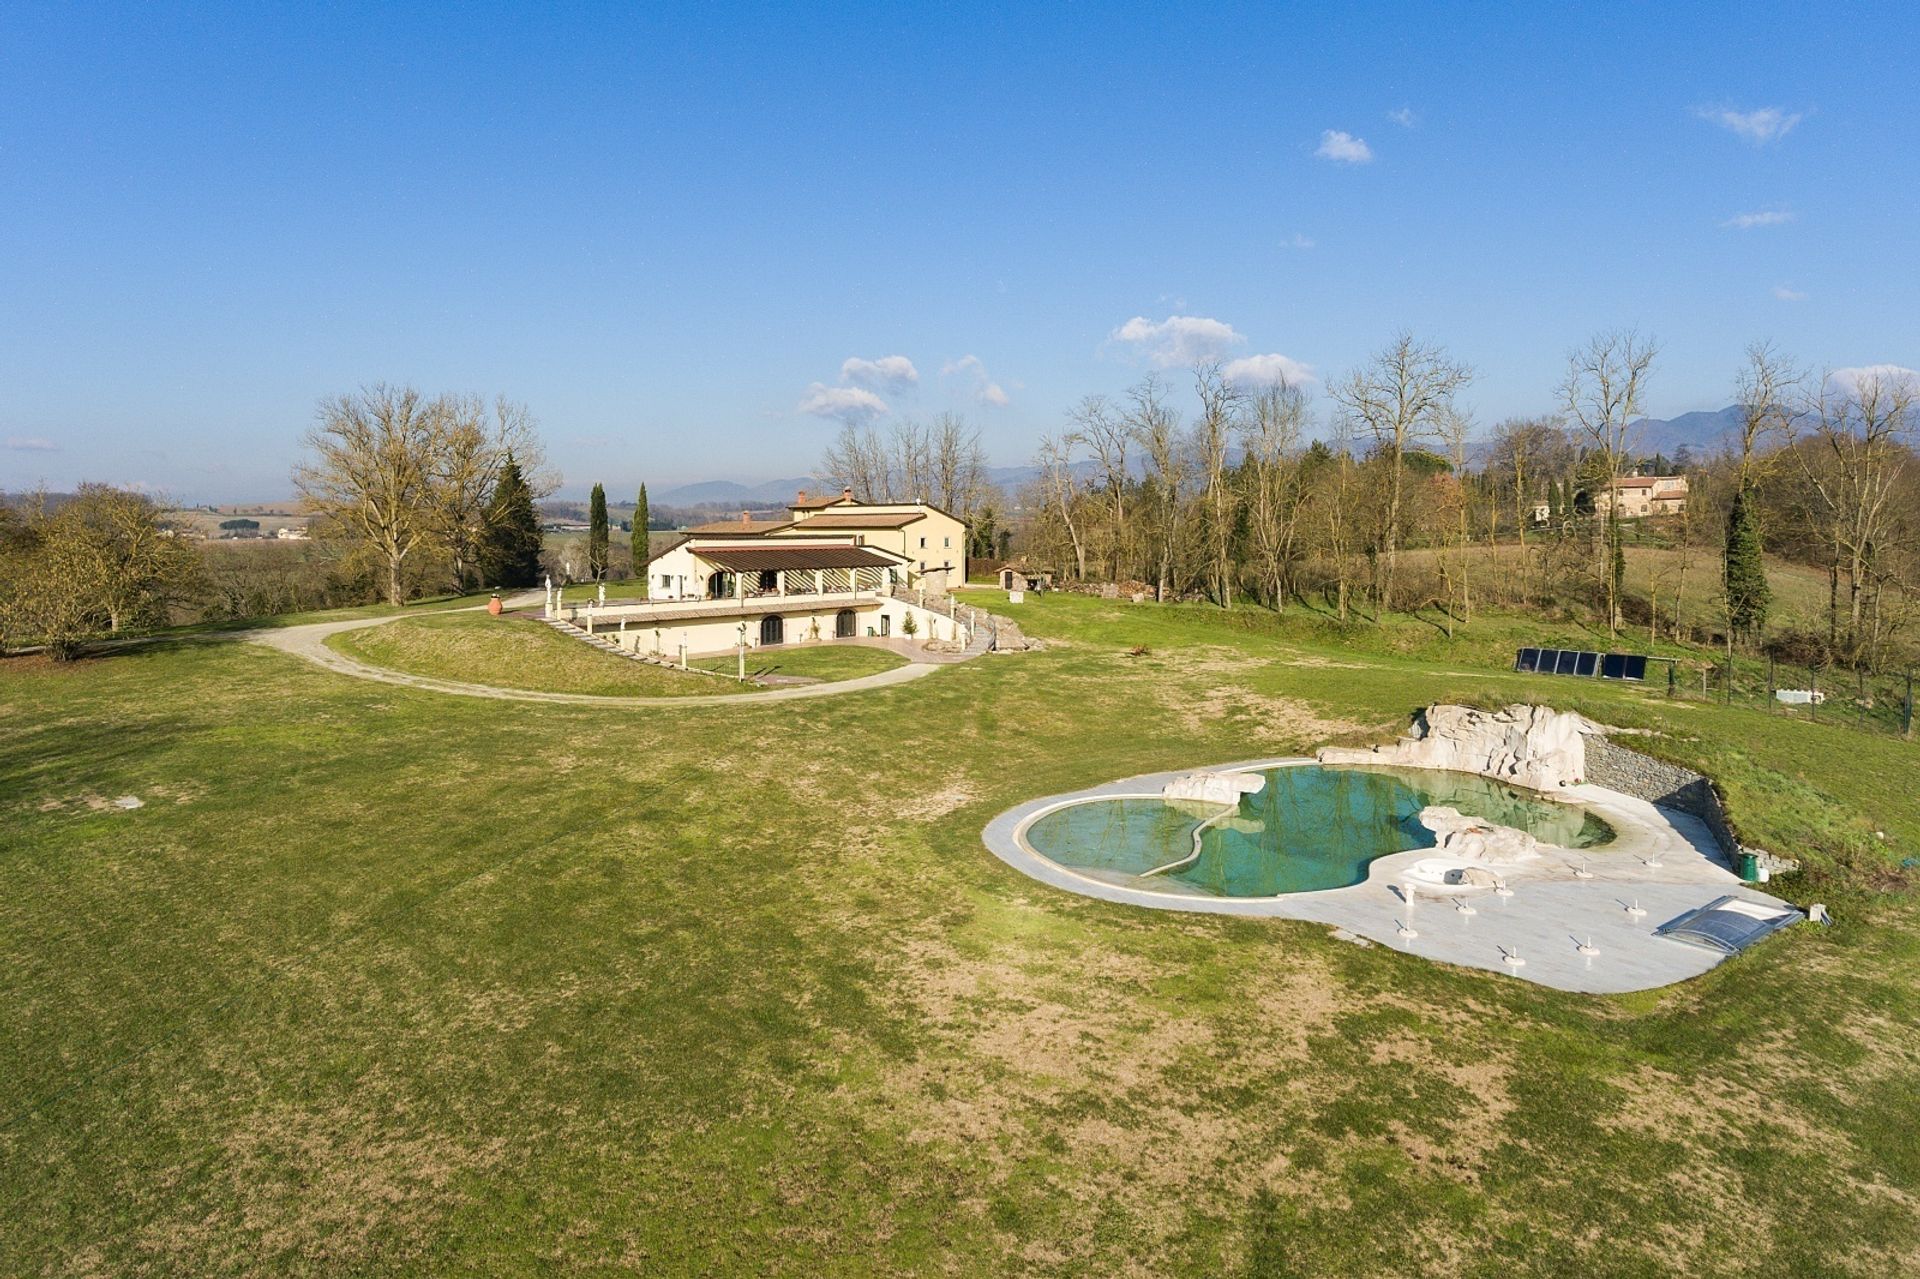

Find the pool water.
[{"left": 1022, "top": 764, "right": 1613, "bottom": 898}]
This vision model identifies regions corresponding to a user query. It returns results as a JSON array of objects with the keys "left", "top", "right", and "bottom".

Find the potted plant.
[{"left": 487, "top": 592, "right": 504, "bottom": 616}]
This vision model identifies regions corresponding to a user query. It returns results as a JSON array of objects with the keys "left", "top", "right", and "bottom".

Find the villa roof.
[
  {"left": 694, "top": 544, "right": 904, "bottom": 572},
  {"left": 790, "top": 487, "right": 856, "bottom": 510},
  {"left": 789, "top": 510, "right": 926, "bottom": 530}
]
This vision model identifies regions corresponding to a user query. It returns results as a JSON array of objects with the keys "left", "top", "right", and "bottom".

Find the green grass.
[
  {"left": 692, "top": 643, "right": 908, "bottom": 682},
  {"left": 327, "top": 613, "right": 748, "bottom": 697},
  {"left": 3, "top": 593, "right": 1918, "bottom": 1275}
]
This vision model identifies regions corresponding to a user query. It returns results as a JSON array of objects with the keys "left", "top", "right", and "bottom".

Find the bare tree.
[
  {"left": 429, "top": 395, "right": 548, "bottom": 591},
  {"left": 1331, "top": 333, "right": 1474, "bottom": 613},
  {"left": 1238, "top": 380, "right": 1311, "bottom": 610},
  {"left": 819, "top": 423, "right": 891, "bottom": 501},
  {"left": 1072, "top": 394, "right": 1131, "bottom": 579},
  {"left": 1792, "top": 370, "right": 1916, "bottom": 664},
  {"left": 928, "top": 412, "right": 990, "bottom": 522},
  {"left": 295, "top": 385, "right": 449, "bottom": 606},
  {"left": 1035, "top": 431, "right": 1089, "bottom": 579},
  {"left": 1733, "top": 341, "right": 1803, "bottom": 487},
  {"left": 1192, "top": 363, "right": 1245, "bottom": 606},
  {"left": 1123, "top": 375, "right": 1189, "bottom": 601},
  {"left": 1487, "top": 416, "right": 1567, "bottom": 607},
  {"left": 1560, "top": 330, "right": 1659, "bottom": 635}
]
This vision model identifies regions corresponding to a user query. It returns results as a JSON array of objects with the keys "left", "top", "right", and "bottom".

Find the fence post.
[
  {"left": 1724, "top": 657, "right": 1733, "bottom": 707},
  {"left": 1667, "top": 661, "right": 1676, "bottom": 698},
  {"left": 1904, "top": 671, "right": 1914, "bottom": 739},
  {"left": 1811, "top": 669, "right": 1819, "bottom": 721},
  {"left": 1767, "top": 655, "right": 1776, "bottom": 713}
]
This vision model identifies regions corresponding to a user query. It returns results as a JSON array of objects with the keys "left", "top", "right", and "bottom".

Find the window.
[
  {"left": 919, "top": 536, "right": 926, "bottom": 548},
  {"left": 943, "top": 536, "right": 950, "bottom": 548}
]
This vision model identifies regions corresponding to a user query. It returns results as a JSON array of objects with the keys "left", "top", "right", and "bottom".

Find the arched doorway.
[
  {"left": 707, "top": 571, "right": 734, "bottom": 599},
  {"left": 759, "top": 614, "right": 783, "bottom": 646},
  {"left": 834, "top": 609, "right": 856, "bottom": 639}
]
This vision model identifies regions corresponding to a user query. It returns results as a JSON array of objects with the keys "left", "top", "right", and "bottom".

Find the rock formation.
[
  {"left": 1318, "top": 703, "right": 1594, "bottom": 791},
  {"left": 1161, "top": 770, "right": 1266, "bottom": 807},
  {"left": 1416, "top": 805, "right": 1543, "bottom": 864}
]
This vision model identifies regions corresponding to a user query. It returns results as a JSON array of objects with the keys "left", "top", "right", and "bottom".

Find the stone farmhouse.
[{"left": 1592, "top": 475, "right": 1688, "bottom": 519}]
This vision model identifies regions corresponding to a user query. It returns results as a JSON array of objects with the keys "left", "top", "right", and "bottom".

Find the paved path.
[
  {"left": 243, "top": 600, "right": 952, "bottom": 707},
  {"left": 982, "top": 758, "right": 1797, "bottom": 994}
]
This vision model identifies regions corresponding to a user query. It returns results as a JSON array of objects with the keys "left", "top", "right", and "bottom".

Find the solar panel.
[{"left": 1514, "top": 649, "right": 1653, "bottom": 681}]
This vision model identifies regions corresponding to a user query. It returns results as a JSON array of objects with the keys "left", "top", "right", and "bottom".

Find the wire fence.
[{"left": 1662, "top": 656, "right": 1917, "bottom": 738}]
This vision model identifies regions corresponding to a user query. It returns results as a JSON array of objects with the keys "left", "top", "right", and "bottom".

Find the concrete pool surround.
[{"left": 983, "top": 757, "right": 1796, "bottom": 993}]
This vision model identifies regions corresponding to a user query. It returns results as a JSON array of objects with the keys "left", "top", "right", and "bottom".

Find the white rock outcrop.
[
  {"left": 1416, "top": 805, "right": 1543, "bottom": 865},
  {"left": 1318, "top": 703, "right": 1593, "bottom": 791},
  {"left": 1161, "top": 770, "right": 1266, "bottom": 807}
]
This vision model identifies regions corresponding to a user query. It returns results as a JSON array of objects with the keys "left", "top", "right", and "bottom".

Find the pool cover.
[{"left": 1654, "top": 895, "right": 1801, "bottom": 954}]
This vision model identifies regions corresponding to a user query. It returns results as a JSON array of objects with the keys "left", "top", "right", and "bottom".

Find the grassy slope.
[
  {"left": 2, "top": 594, "right": 1917, "bottom": 1276},
  {"left": 328, "top": 613, "right": 748, "bottom": 697},
  {"left": 693, "top": 644, "right": 908, "bottom": 681}
]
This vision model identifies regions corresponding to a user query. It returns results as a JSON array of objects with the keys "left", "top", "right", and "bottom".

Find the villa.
[{"left": 546, "top": 491, "right": 978, "bottom": 661}]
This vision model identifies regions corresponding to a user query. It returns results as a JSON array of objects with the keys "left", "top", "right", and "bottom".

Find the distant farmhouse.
[{"left": 1592, "top": 475, "right": 1688, "bottom": 519}]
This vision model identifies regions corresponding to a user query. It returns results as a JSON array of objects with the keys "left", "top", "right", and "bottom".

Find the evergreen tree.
[
  {"left": 631, "top": 483, "right": 649, "bottom": 594},
  {"left": 587, "top": 483, "right": 609, "bottom": 580},
  {"left": 481, "top": 455, "right": 544, "bottom": 588},
  {"left": 1723, "top": 483, "right": 1770, "bottom": 644}
]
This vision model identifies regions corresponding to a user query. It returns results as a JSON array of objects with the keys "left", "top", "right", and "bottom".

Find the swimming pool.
[{"left": 1020, "top": 764, "right": 1613, "bottom": 898}]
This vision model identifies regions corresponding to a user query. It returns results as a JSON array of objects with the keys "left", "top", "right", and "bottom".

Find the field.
[
  {"left": 3, "top": 593, "right": 1918, "bottom": 1275},
  {"left": 327, "top": 613, "right": 751, "bottom": 697},
  {"left": 692, "top": 643, "right": 908, "bottom": 682}
]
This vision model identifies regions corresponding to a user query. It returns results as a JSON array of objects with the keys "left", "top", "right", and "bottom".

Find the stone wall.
[{"left": 1582, "top": 733, "right": 1742, "bottom": 858}]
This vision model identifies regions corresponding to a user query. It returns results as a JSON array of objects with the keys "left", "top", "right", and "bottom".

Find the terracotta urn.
[{"left": 487, "top": 593, "right": 503, "bottom": 616}]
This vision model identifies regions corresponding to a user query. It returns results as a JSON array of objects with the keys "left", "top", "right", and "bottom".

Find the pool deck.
[{"left": 981, "top": 758, "right": 1799, "bottom": 995}]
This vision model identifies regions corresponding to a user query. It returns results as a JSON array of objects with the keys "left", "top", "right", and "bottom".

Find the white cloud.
[
  {"left": 839, "top": 354, "right": 918, "bottom": 392},
  {"left": 797, "top": 382, "right": 888, "bottom": 424},
  {"left": 1223, "top": 353, "right": 1318, "bottom": 388},
  {"left": 1387, "top": 107, "right": 1417, "bottom": 128},
  {"left": 1110, "top": 314, "right": 1246, "bottom": 367},
  {"left": 1827, "top": 365, "right": 1920, "bottom": 398},
  {"left": 942, "top": 355, "right": 1010, "bottom": 408},
  {"left": 1772, "top": 285, "right": 1808, "bottom": 302},
  {"left": 1696, "top": 105, "right": 1803, "bottom": 144},
  {"left": 1315, "top": 129, "right": 1373, "bottom": 164},
  {"left": 1721, "top": 209, "right": 1795, "bottom": 229},
  {"left": 6, "top": 436, "right": 59, "bottom": 451},
  {"left": 1282, "top": 233, "right": 1315, "bottom": 250}
]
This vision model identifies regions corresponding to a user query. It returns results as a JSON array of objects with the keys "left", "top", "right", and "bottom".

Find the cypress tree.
[
  {"left": 482, "top": 455, "right": 544, "bottom": 588},
  {"left": 1723, "top": 484, "right": 1770, "bottom": 644},
  {"left": 632, "top": 483, "right": 649, "bottom": 595},
  {"left": 587, "top": 483, "right": 609, "bottom": 580}
]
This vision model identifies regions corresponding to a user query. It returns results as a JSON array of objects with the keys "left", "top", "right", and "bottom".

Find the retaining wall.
[{"left": 1582, "top": 733, "right": 1743, "bottom": 859}]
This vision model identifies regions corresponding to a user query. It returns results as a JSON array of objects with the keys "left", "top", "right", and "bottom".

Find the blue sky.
[{"left": 2, "top": 2, "right": 1916, "bottom": 501}]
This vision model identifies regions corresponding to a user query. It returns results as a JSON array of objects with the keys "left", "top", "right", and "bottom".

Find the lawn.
[
  {"left": 3, "top": 592, "right": 1917, "bottom": 1275},
  {"left": 692, "top": 643, "right": 909, "bottom": 682},
  {"left": 327, "top": 612, "right": 748, "bottom": 697}
]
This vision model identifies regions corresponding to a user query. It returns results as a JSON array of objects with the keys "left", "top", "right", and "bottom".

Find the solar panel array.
[{"left": 1513, "top": 648, "right": 1648, "bottom": 681}]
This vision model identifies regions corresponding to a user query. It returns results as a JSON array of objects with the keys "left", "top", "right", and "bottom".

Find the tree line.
[{"left": 1016, "top": 332, "right": 1919, "bottom": 672}]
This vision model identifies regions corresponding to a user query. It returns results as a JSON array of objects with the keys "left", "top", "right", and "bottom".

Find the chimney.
[
  {"left": 796, "top": 488, "right": 808, "bottom": 505},
  {"left": 842, "top": 486, "right": 852, "bottom": 501},
  {"left": 741, "top": 510, "right": 750, "bottom": 526}
]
